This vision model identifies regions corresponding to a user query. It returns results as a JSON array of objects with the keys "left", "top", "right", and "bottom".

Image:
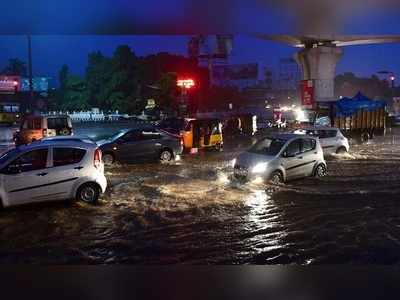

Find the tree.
[
  {"left": 2, "top": 58, "right": 28, "bottom": 76},
  {"left": 58, "top": 75, "right": 90, "bottom": 111},
  {"left": 59, "top": 64, "right": 69, "bottom": 90}
]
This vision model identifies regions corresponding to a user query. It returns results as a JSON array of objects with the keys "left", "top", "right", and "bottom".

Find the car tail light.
[{"left": 94, "top": 148, "right": 102, "bottom": 168}]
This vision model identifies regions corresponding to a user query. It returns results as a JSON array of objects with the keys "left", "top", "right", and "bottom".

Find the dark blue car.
[{"left": 97, "top": 127, "right": 183, "bottom": 164}]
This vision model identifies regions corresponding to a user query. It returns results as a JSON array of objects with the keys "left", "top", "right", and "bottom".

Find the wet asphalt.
[{"left": 1, "top": 125, "right": 400, "bottom": 264}]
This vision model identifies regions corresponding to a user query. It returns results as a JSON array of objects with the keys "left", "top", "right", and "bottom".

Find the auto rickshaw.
[{"left": 181, "top": 118, "right": 223, "bottom": 152}]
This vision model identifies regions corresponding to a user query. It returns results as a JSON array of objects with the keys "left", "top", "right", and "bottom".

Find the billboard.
[
  {"left": 213, "top": 63, "right": 259, "bottom": 81},
  {"left": 300, "top": 80, "right": 315, "bottom": 108},
  {"left": 21, "top": 77, "right": 49, "bottom": 92},
  {"left": 0, "top": 75, "right": 20, "bottom": 94}
]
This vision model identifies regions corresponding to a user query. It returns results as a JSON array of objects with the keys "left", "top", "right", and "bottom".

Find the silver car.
[
  {"left": 233, "top": 134, "right": 327, "bottom": 184},
  {"left": 0, "top": 140, "right": 107, "bottom": 208},
  {"left": 294, "top": 127, "right": 350, "bottom": 155}
]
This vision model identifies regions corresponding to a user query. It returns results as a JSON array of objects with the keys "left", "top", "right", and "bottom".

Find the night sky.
[
  {"left": 1, "top": 1, "right": 400, "bottom": 84},
  {"left": 1, "top": 35, "right": 400, "bottom": 85}
]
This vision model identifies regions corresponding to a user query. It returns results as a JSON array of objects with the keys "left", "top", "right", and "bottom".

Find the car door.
[
  {"left": 318, "top": 130, "right": 337, "bottom": 154},
  {"left": 281, "top": 139, "right": 303, "bottom": 180},
  {"left": 300, "top": 138, "right": 318, "bottom": 176},
  {"left": 46, "top": 147, "right": 88, "bottom": 200},
  {"left": 117, "top": 130, "right": 156, "bottom": 162},
  {"left": 137, "top": 130, "right": 163, "bottom": 158},
  {"left": 2, "top": 148, "right": 51, "bottom": 206}
]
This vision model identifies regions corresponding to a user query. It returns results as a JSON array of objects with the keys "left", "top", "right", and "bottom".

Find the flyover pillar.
[{"left": 294, "top": 46, "right": 343, "bottom": 103}]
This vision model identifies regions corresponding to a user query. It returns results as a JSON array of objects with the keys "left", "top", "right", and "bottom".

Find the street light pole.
[{"left": 27, "top": 35, "right": 34, "bottom": 114}]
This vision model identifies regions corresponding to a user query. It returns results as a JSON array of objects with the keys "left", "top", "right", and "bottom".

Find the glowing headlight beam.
[{"left": 251, "top": 162, "right": 268, "bottom": 174}]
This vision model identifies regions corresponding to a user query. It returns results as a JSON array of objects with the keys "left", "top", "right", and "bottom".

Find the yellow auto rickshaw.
[{"left": 181, "top": 118, "right": 223, "bottom": 152}]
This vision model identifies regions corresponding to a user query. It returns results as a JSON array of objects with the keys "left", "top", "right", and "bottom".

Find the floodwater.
[{"left": 1, "top": 125, "right": 400, "bottom": 264}]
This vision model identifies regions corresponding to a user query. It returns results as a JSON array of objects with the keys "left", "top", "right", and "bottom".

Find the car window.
[
  {"left": 47, "top": 118, "right": 69, "bottom": 129},
  {"left": 53, "top": 148, "right": 86, "bottom": 167},
  {"left": 302, "top": 139, "right": 316, "bottom": 152},
  {"left": 7, "top": 149, "right": 48, "bottom": 173},
  {"left": 120, "top": 131, "right": 140, "bottom": 142},
  {"left": 326, "top": 130, "right": 337, "bottom": 138},
  {"left": 286, "top": 139, "right": 302, "bottom": 157},
  {"left": 140, "top": 131, "right": 161, "bottom": 140},
  {"left": 249, "top": 138, "right": 286, "bottom": 156}
]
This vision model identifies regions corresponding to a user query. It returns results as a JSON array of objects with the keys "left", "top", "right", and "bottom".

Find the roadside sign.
[
  {"left": 0, "top": 75, "right": 20, "bottom": 94},
  {"left": 300, "top": 80, "right": 315, "bottom": 108}
]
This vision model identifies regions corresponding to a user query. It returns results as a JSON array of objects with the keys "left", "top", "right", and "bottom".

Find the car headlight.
[
  {"left": 230, "top": 158, "right": 237, "bottom": 168},
  {"left": 251, "top": 162, "right": 268, "bottom": 174}
]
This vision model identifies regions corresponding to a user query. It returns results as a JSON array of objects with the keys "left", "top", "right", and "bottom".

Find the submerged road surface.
[{"left": 1, "top": 127, "right": 400, "bottom": 264}]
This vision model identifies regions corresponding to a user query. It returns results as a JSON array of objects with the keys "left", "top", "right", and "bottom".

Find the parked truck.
[{"left": 316, "top": 92, "right": 387, "bottom": 143}]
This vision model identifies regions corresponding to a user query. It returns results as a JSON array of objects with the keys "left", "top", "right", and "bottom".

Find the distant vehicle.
[
  {"left": 233, "top": 134, "right": 327, "bottom": 184},
  {"left": 98, "top": 127, "right": 183, "bottom": 164},
  {"left": 317, "top": 92, "right": 387, "bottom": 143},
  {"left": 158, "top": 118, "right": 223, "bottom": 152},
  {"left": 294, "top": 127, "right": 350, "bottom": 155},
  {"left": 0, "top": 140, "right": 107, "bottom": 208},
  {"left": 256, "top": 118, "right": 273, "bottom": 130},
  {"left": 14, "top": 115, "right": 73, "bottom": 146}
]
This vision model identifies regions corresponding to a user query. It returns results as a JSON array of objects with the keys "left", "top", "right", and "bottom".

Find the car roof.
[
  {"left": 268, "top": 133, "right": 317, "bottom": 141},
  {"left": 17, "top": 140, "right": 97, "bottom": 151},
  {"left": 40, "top": 136, "right": 96, "bottom": 144}
]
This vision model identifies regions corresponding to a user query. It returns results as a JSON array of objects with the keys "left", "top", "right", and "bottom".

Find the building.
[{"left": 277, "top": 58, "right": 301, "bottom": 91}]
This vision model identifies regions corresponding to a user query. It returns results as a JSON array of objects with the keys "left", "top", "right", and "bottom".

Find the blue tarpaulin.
[{"left": 335, "top": 92, "right": 386, "bottom": 117}]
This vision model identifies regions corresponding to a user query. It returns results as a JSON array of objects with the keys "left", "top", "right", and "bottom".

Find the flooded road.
[{"left": 1, "top": 127, "right": 400, "bottom": 264}]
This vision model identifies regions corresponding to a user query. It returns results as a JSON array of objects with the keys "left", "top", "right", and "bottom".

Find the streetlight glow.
[{"left": 177, "top": 79, "right": 195, "bottom": 89}]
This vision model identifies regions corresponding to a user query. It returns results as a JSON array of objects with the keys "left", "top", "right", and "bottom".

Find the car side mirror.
[{"left": 282, "top": 151, "right": 295, "bottom": 158}]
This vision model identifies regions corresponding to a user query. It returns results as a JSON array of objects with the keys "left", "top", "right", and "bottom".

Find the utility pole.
[{"left": 27, "top": 35, "right": 34, "bottom": 114}]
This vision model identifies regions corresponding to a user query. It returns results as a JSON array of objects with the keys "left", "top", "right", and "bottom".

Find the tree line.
[{"left": 54, "top": 46, "right": 211, "bottom": 114}]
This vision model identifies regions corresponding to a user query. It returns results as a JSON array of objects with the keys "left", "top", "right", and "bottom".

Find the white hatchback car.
[
  {"left": 233, "top": 134, "right": 327, "bottom": 184},
  {"left": 294, "top": 127, "right": 350, "bottom": 155},
  {"left": 0, "top": 140, "right": 107, "bottom": 208}
]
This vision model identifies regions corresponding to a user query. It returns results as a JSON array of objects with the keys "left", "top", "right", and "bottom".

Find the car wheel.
[
  {"left": 215, "top": 143, "right": 223, "bottom": 152},
  {"left": 77, "top": 183, "right": 100, "bottom": 204},
  {"left": 336, "top": 146, "right": 347, "bottom": 154},
  {"left": 314, "top": 164, "right": 327, "bottom": 178},
  {"left": 102, "top": 153, "right": 115, "bottom": 165},
  {"left": 160, "top": 149, "right": 173, "bottom": 162},
  {"left": 270, "top": 171, "right": 283, "bottom": 185}
]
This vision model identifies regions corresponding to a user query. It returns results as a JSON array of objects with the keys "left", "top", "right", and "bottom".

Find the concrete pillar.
[{"left": 294, "top": 46, "right": 343, "bottom": 103}]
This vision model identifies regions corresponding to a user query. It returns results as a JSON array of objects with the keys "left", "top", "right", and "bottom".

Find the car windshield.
[
  {"left": 0, "top": 148, "right": 21, "bottom": 165},
  {"left": 248, "top": 138, "right": 287, "bottom": 156},
  {"left": 108, "top": 130, "right": 128, "bottom": 141}
]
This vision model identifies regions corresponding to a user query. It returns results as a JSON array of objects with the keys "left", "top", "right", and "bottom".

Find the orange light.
[{"left": 177, "top": 79, "right": 195, "bottom": 89}]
